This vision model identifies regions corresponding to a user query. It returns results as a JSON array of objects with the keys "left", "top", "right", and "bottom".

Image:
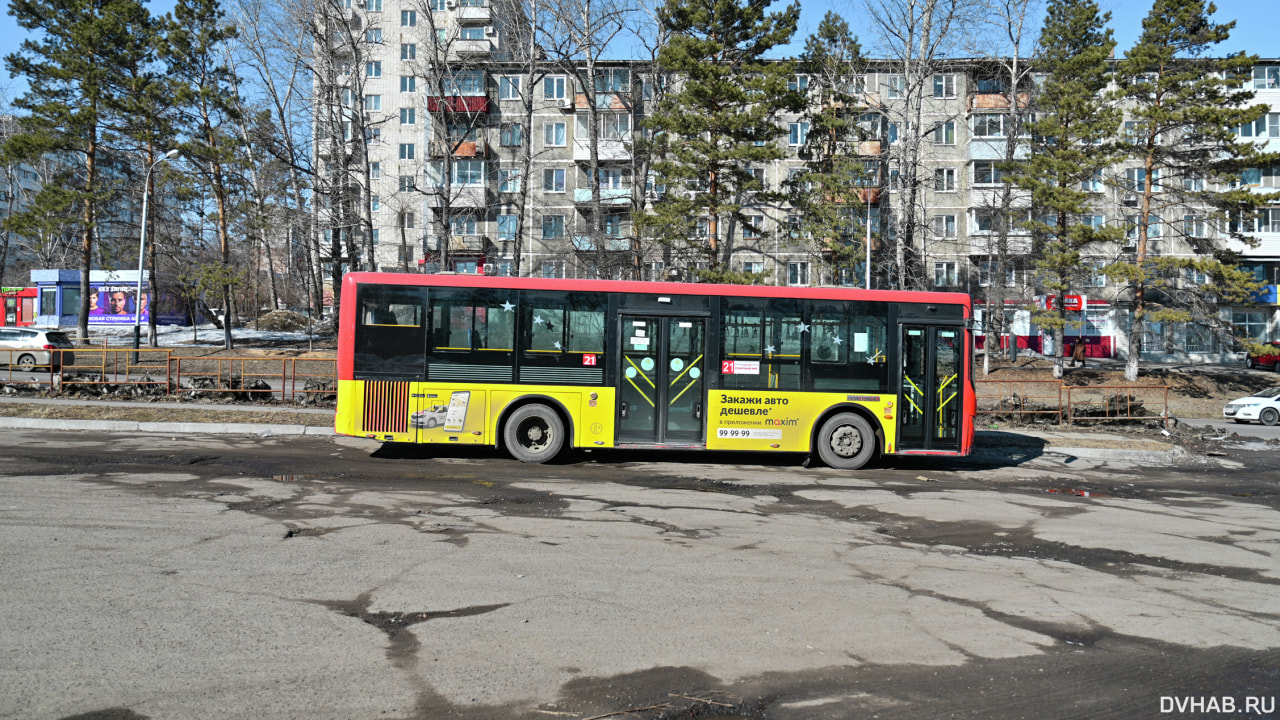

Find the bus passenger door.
[
  {"left": 617, "top": 316, "right": 706, "bottom": 444},
  {"left": 898, "top": 324, "right": 963, "bottom": 451}
]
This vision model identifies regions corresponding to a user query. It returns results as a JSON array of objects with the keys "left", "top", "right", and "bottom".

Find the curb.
[{"left": 0, "top": 417, "right": 334, "bottom": 436}]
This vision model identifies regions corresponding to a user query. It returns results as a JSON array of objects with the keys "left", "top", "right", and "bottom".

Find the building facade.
[{"left": 313, "top": 0, "right": 1280, "bottom": 360}]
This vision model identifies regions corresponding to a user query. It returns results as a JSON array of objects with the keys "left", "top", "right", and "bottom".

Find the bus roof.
[{"left": 342, "top": 272, "right": 971, "bottom": 308}]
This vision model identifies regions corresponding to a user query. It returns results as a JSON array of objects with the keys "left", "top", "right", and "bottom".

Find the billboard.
[{"left": 89, "top": 285, "right": 147, "bottom": 324}]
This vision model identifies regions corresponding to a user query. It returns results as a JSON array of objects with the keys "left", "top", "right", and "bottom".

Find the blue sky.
[{"left": 1, "top": 0, "right": 1275, "bottom": 104}]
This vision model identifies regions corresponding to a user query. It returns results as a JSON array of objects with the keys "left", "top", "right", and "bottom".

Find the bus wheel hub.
[{"left": 831, "top": 425, "right": 861, "bottom": 457}]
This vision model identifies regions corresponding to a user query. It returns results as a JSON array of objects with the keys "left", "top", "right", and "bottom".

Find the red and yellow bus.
[{"left": 336, "top": 273, "right": 975, "bottom": 469}]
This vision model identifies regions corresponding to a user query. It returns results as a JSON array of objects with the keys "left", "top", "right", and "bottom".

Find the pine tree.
[
  {"left": 641, "top": 0, "right": 802, "bottom": 282},
  {"left": 1113, "top": 0, "right": 1280, "bottom": 381},
  {"left": 165, "top": 0, "right": 244, "bottom": 350},
  {"left": 4, "top": 0, "right": 156, "bottom": 341},
  {"left": 791, "top": 12, "right": 875, "bottom": 288},
  {"left": 1012, "top": 0, "right": 1122, "bottom": 378}
]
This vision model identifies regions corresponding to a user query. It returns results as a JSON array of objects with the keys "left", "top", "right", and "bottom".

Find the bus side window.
[{"left": 353, "top": 284, "right": 428, "bottom": 379}]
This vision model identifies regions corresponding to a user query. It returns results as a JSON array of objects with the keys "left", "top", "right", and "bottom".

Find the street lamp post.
[{"left": 133, "top": 149, "right": 180, "bottom": 360}]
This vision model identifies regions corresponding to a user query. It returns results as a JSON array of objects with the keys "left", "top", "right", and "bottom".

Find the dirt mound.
[{"left": 254, "top": 310, "right": 311, "bottom": 332}]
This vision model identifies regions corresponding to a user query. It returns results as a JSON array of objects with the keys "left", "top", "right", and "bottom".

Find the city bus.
[{"left": 335, "top": 272, "right": 975, "bottom": 469}]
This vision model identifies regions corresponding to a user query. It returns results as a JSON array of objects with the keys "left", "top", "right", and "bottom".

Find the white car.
[
  {"left": 0, "top": 327, "right": 75, "bottom": 369},
  {"left": 1222, "top": 386, "right": 1280, "bottom": 425}
]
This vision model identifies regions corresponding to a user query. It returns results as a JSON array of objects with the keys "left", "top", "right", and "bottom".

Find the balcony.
[
  {"left": 425, "top": 95, "right": 490, "bottom": 113},
  {"left": 572, "top": 187, "right": 631, "bottom": 205},
  {"left": 428, "top": 140, "right": 488, "bottom": 158},
  {"left": 572, "top": 235, "right": 632, "bottom": 251},
  {"left": 456, "top": 5, "right": 490, "bottom": 21},
  {"left": 967, "top": 234, "right": 1032, "bottom": 255},
  {"left": 573, "top": 138, "right": 631, "bottom": 162},
  {"left": 572, "top": 93, "right": 633, "bottom": 111},
  {"left": 451, "top": 235, "right": 486, "bottom": 253},
  {"left": 968, "top": 92, "right": 1030, "bottom": 110},
  {"left": 856, "top": 140, "right": 882, "bottom": 156},
  {"left": 423, "top": 186, "right": 486, "bottom": 208},
  {"left": 449, "top": 39, "right": 492, "bottom": 58}
]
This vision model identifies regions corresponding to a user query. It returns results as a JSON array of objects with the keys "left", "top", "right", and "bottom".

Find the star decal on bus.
[
  {"left": 833, "top": 335, "right": 843, "bottom": 345},
  {"left": 533, "top": 315, "right": 545, "bottom": 324},
  {"left": 797, "top": 322, "right": 810, "bottom": 332},
  {"left": 501, "top": 301, "right": 515, "bottom": 312}
]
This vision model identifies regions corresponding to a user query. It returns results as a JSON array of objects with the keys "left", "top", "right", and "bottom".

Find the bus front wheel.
[
  {"left": 504, "top": 404, "right": 565, "bottom": 463},
  {"left": 816, "top": 413, "right": 876, "bottom": 470}
]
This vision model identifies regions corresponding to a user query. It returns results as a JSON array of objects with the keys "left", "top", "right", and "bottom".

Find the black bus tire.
[
  {"left": 504, "top": 404, "right": 565, "bottom": 463},
  {"left": 816, "top": 412, "right": 876, "bottom": 470}
]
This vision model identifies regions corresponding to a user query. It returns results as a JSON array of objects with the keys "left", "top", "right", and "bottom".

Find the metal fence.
[
  {"left": 975, "top": 378, "right": 1171, "bottom": 428},
  {"left": 5, "top": 349, "right": 336, "bottom": 403}
]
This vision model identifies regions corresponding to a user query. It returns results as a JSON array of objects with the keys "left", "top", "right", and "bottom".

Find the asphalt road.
[{"left": 2, "top": 430, "right": 1278, "bottom": 720}]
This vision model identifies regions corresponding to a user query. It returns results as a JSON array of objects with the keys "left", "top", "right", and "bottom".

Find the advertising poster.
[{"left": 89, "top": 285, "right": 150, "bottom": 325}]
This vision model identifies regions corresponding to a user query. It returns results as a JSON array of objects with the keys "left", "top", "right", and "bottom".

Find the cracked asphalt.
[{"left": 1, "top": 429, "right": 1278, "bottom": 720}]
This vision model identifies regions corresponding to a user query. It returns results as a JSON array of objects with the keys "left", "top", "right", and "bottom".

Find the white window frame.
[
  {"left": 935, "top": 167, "right": 956, "bottom": 191},
  {"left": 933, "top": 120, "right": 955, "bottom": 145},
  {"left": 542, "top": 167, "right": 566, "bottom": 193},
  {"left": 972, "top": 113, "right": 1006, "bottom": 138},
  {"left": 787, "top": 261, "right": 810, "bottom": 287},
  {"left": 400, "top": 9, "right": 416, "bottom": 26},
  {"left": 543, "top": 121, "right": 567, "bottom": 147},
  {"left": 788, "top": 122, "right": 809, "bottom": 147},
  {"left": 400, "top": 107, "right": 415, "bottom": 124},
  {"left": 499, "top": 76, "right": 522, "bottom": 100},
  {"left": 932, "top": 214, "right": 956, "bottom": 237},
  {"left": 933, "top": 261, "right": 958, "bottom": 288},
  {"left": 932, "top": 73, "right": 955, "bottom": 98},
  {"left": 544, "top": 76, "right": 566, "bottom": 100}
]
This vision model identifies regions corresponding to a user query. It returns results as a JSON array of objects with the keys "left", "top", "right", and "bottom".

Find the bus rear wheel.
[
  {"left": 504, "top": 404, "right": 565, "bottom": 463},
  {"left": 816, "top": 413, "right": 876, "bottom": 470}
]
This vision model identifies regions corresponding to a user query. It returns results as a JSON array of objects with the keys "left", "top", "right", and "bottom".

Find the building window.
[
  {"left": 370, "top": 196, "right": 380, "bottom": 212},
  {"left": 366, "top": 127, "right": 381, "bottom": 143},
  {"left": 367, "top": 0, "right": 381, "bottom": 10},
  {"left": 742, "top": 215, "right": 761, "bottom": 239},
  {"left": 542, "top": 168, "right": 566, "bottom": 192},
  {"left": 932, "top": 73, "right": 955, "bottom": 98},
  {"left": 400, "top": 107, "right": 415, "bottom": 124},
  {"left": 398, "top": 143, "right": 415, "bottom": 159},
  {"left": 499, "top": 168, "right": 520, "bottom": 193},
  {"left": 886, "top": 74, "right": 904, "bottom": 98},
  {"left": 365, "top": 28, "right": 382, "bottom": 43},
  {"left": 542, "top": 215, "right": 565, "bottom": 239},
  {"left": 369, "top": 162, "right": 380, "bottom": 179},
  {"left": 543, "top": 121, "right": 567, "bottom": 147},
  {"left": 399, "top": 211, "right": 415, "bottom": 228},
  {"left": 932, "top": 214, "right": 956, "bottom": 237},
  {"left": 975, "top": 76, "right": 1003, "bottom": 93},
  {"left": 499, "top": 76, "right": 521, "bottom": 100},
  {"left": 933, "top": 261, "right": 957, "bottom": 287},
  {"left": 972, "top": 113, "right": 1006, "bottom": 138},
  {"left": 401, "top": 43, "right": 416, "bottom": 60},
  {"left": 364, "top": 94, "right": 381, "bottom": 111},
  {"left": 978, "top": 261, "right": 1015, "bottom": 288},
  {"left": 933, "top": 120, "right": 954, "bottom": 145},
  {"left": 644, "top": 261, "right": 666, "bottom": 281},
  {"left": 400, "top": 75, "right": 416, "bottom": 92},
  {"left": 600, "top": 113, "right": 631, "bottom": 140},
  {"left": 787, "top": 261, "right": 810, "bottom": 286},
  {"left": 452, "top": 160, "right": 484, "bottom": 186},
  {"left": 500, "top": 123, "right": 523, "bottom": 146},
  {"left": 542, "top": 261, "right": 565, "bottom": 278},
  {"left": 741, "top": 260, "right": 764, "bottom": 275},
  {"left": 1184, "top": 214, "right": 1206, "bottom": 237},
  {"left": 595, "top": 68, "right": 630, "bottom": 93},
  {"left": 398, "top": 175, "right": 415, "bottom": 192},
  {"left": 401, "top": 9, "right": 416, "bottom": 26},
  {"left": 497, "top": 214, "right": 517, "bottom": 240},
  {"left": 788, "top": 74, "right": 809, "bottom": 92},
  {"left": 1087, "top": 260, "right": 1107, "bottom": 287},
  {"left": 1254, "top": 66, "right": 1280, "bottom": 90},
  {"left": 973, "top": 160, "right": 1004, "bottom": 185},
  {"left": 460, "top": 26, "right": 484, "bottom": 40},
  {"left": 788, "top": 122, "right": 809, "bottom": 146},
  {"left": 450, "top": 214, "right": 478, "bottom": 236},
  {"left": 366, "top": 61, "right": 381, "bottom": 77},
  {"left": 544, "top": 76, "right": 566, "bottom": 100},
  {"left": 1081, "top": 170, "right": 1103, "bottom": 192},
  {"left": 935, "top": 167, "right": 956, "bottom": 191}
]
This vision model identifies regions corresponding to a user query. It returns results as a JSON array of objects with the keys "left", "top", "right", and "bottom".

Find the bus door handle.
[
  {"left": 621, "top": 402, "right": 629, "bottom": 419},
  {"left": 694, "top": 402, "right": 702, "bottom": 420}
]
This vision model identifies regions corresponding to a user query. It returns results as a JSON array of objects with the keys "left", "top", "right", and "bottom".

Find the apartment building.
[{"left": 315, "top": 0, "right": 1280, "bottom": 359}]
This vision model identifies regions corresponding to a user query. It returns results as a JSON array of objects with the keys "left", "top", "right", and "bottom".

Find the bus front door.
[
  {"left": 898, "top": 324, "right": 963, "bottom": 452},
  {"left": 617, "top": 316, "right": 707, "bottom": 445}
]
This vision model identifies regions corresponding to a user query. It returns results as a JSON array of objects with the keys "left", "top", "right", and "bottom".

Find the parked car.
[
  {"left": 1244, "top": 341, "right": 1280, "bottom": 371},
  {"left": 0, "top": 327, "right": 75, "bottom": 369},
  {"left": 1223, "top": 386, "right": 1280, "bottom": 425}
]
